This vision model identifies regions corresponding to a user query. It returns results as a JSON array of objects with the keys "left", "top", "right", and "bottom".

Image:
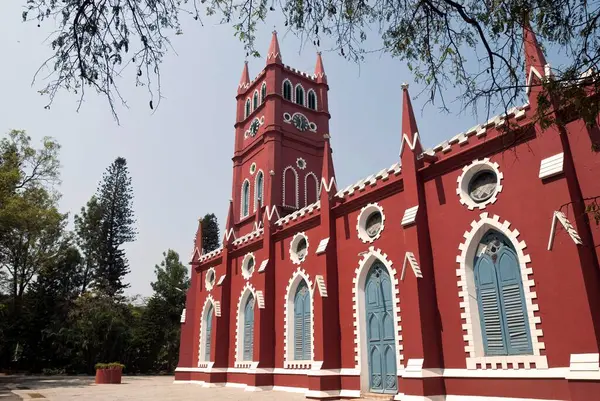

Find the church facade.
[{"left": 174, "top": 29, "right": 600, "bottom": 400}]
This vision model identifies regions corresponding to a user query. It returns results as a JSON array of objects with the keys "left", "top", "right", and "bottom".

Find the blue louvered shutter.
[
  {"left": 204, "top": 305, "right": 213, "bottom": 361},
  {"left": 475, "top": 255, "right": 508, "bottom": 355},
  {"left": 302, "top": 287, "right": 311, "bottom": 360},
  {"left": 293, "top": 282, "right": 311, "bottom": 360},
  {"left": 243, "top": 296, "right": 254, "bottom": 361},
  {"left": 496, "top": 247, "right": 533, "bottom": 355}
]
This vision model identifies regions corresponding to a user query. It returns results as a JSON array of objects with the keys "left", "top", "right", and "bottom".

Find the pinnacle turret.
[{"left": 266, "top": 31, "right": 282, "bottom": 65}]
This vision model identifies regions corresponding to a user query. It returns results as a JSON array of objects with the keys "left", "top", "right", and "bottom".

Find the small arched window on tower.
[
  {"left": 261, "top": 82, "right": 267, "bottom": 104},
  {"left": 255, "top": 171, "right": 264, "bottom": 212},
  {"left": 295, "top": 85, "right": 305, "bottom": 106},
  {"left": 253, "top": 91, "right": 259, "bottom": 110},
  {"left": 241, "top": 180, "right": 250, "bottom": 218},
  {"left": 245, "top": 99, "right": 251, "bottom": 118},
  {"left": 283, "top": 80, "right": 292, "bottom": 101},
  {"left": 307, "top": 90, "right": 317, "bottom": 110}
]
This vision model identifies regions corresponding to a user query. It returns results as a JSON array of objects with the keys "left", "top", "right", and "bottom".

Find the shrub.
[{"left": 94, "top": 362, "right": 125, "bottom": 370}]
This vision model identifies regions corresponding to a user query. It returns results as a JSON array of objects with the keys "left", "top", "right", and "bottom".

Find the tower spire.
[
  {"left": 266, "top": 31, "right": 282, "bottom": 65},
  {"left": 314, "top": 52, "right": 327, "bottom": 83},
  {"left": 400, "top": 83, "right": 423, "bottom": 157},
  {"left": 223, "top": 199, "right": 236, "bottom": 244},
  {"left": 194, "top": 218, "right": 203, "bottom": 253},
  {"left": 320, "top": 134, "right": 337, "bottom": 196},
  {"left": 523, "top": 20, "right": 550, "bottom": 99},
  {"left": 238, "top": 61, "right": 250, "bottom": 91}
]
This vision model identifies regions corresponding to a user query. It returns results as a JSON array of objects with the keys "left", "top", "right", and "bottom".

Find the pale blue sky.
[{"left": 1, "top": 4, "right": 536, "bottom": 297}]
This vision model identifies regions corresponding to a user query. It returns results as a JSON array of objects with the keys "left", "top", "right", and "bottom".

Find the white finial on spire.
[{"left": 401, "top": 82, "right": 409, "bottom": 90}]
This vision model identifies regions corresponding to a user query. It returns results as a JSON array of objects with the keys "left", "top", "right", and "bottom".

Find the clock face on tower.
[{"left": 292, "top": 113, "right": 310, "bottom": 132}]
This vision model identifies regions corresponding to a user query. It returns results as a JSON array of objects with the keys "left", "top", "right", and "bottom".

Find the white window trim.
[
  {"left": 245, "top": 98, "right": 251, "bottom": 118},
  {"left": 307, "top": 89, "right": 318, "bottom": 110},
  {"left": 352, "top": 247, "right": 404, "bottom": 392},
  {"left": 254, "top": 170, "right": 264, "bottom": 212},
  {"left": 356, "top": 202, "right": 386, "bottom": 244},
  {"left": 283, "top": 266, "right": 315, "bottom": 369},
  {"left": 241, "top": 179, "right": 251, "bottom": 219},
  {"left": 235, "top": 283, "right": 259, "bottom": 367},
  {"left": 252, "top": 90, "right": 259, "bottom": 110},
  {"left": 456, "top": 158, "right": 504, "bottom": 210},
  {"left": 282, "top": 79, "right": 293, "bottom": 102},
  {"left": 205, "top": 267, "right": 216, "bottom": 291},
  {"left": 241, "top": 252, "right": 256, "bottom": 280},
  {"left": 198, "top": 296, "right": 216, "bottom": 365},
  {"left": 289, "top": 232, "right": 309, "bottom": 265},
  {"left": 304, "top": 172, "right": 319, "bottom": 206},
  {"left": 260, "top": 82, "right": 267, "bottom": 103},
  {"left": 282, "top": 166, "right": 299, "bottom": 208},
  {"left": 456, "top": 212, "right": 547, "bottom": 370},
  {"left": 294, "top": 83, "right": 305, "bottom": 106}
]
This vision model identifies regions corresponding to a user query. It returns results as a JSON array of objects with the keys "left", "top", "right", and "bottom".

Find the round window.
[
  {"left": 468, "top": 170, "right": 498, "bottom": 203},
  {"left": 205, "top": 268, "right": 216, "bottom": 290},
  {"left": 296, "top": 238, "right": 307, "bottom": 260},
  {"left": 241, "top": 253, "right": 255, "bottom": 280},
  {"left": 365, "top": 211, "right": 383, "bottom": 238}
]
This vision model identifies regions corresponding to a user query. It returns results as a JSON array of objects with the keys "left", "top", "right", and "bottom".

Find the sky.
[{"left": 0, "top": 3, "right": 535, "bottom": 297}]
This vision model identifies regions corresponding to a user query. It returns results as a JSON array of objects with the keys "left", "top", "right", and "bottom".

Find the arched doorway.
[{"left": 364, "top": 261, "right": 397, "bottom": 394}]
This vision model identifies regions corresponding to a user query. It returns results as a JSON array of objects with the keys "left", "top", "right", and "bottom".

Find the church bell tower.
[{"left": 231, "top": 32, "right": 331, "bottom": 235}]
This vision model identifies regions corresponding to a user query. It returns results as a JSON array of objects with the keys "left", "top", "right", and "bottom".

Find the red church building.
[{"left": 175, "top": 28, "right": 600, "bottom": 400}]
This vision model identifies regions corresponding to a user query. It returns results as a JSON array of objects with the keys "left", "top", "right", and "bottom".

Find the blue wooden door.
[
  {"left": 294, "top": 280, "right": 311, "bottom": 360},
  {"left": 474, "top": 232, "right": 532, "bottom": 356},
  {"left": 365, "top": 262, "right": 397, "bottom": 393},
  {"left": 204, "top": 304, "right": 213, "bottom": 361},
  {"left": 243, "top": 295, "right": 255, "bottom": 361}
]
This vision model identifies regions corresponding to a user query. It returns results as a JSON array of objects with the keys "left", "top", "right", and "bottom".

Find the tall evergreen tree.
[
  {"left": 94, "top": 157, "right": 137, "bottom": 297},
  {"left": 201, "top": 213, "right": 220, "bottom": 253},
  {"left": 73, "top": 196, "right": 103, "bottom": 295}
]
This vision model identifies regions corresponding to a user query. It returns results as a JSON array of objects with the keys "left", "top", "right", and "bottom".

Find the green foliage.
[
  {"left": 201, "top": 213, "right": 220, "bottom": 253},
  {"left": 94, "top": 362, "right": 125, "bottom": 370},
  {"left": 74, "top": 196, "right": 104, "bottom": 295}
]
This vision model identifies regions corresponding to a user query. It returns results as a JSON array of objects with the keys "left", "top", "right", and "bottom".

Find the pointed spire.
[
  {"left": 223, "top": 199, "right": 236, "bottom": 244},
  {"left": 400, "top": 83, "right": 423, "bottom": 157},
  {"left": 194, "top": 218, "right": 204, "bottom": 254},
  {"left": 266, "top": 31, "right": 282, "bottom": 65},
  {"left": 238, "top": 61, "right": 250, "bottom": 90},
  {"left": 523, "top": 21, "right": 549, "bottom": 89},
  {"left": 314, "top": 52, "right": 327, "bottom": 83},
  {"left": 320, "top": 134, "right": 337, "bottom": 196}
]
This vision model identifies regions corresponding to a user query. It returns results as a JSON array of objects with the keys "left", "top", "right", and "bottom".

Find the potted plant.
[{"left": 94, "top": 362, "right": 125, "bottom": 384}]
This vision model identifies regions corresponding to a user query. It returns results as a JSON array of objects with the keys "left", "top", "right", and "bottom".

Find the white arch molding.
[
  {"left": 282, "top": 166, "right": 299, "bottom": 208},
  {"left": 282, "top": 79, "right": 293, "bottom": 101},
  {"left": 456, "top": 212, "right": 547, "bottom": 370},
  {"left": 240, "top": 179, "right": 251, "bottom": 219},
  {"left": 234, "top": 282, "right": 259, "bottom": 368},
  {"left": 304, "top": 172, "right": 319, "bottom": 206},
  {"left": 352, "top": 247, "right": 404, "bottom": 392},
  {"left": 198, "top": 295, "right": 217, "bottom": 367},
  {"left": 283, "top": 266, "right": 315, "bottom": 368},
  {"left": 254, "top": 169, "right": 264, "bottom": 212}
]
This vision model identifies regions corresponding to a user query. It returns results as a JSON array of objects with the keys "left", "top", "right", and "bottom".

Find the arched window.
[
  {"left": 204, "top": 304, "right": 214, "bottom": 361},
  {"left": 304, "top": 172, "right": 319, "bottom": 206},
  {"left": 253, "top": 90, "right": 259, "bottom": 110},
  {"left": 241, "top": 180, "right": 250, "bottom": 217},
  {"left": 307, "top": 90, "right": 317, "bottom": 110},
  {"left": 261, "top": 82, "right": 267, "bottom": 104},
  {"left": 293, "top": 280, "right": 311, "bottom": 360},
  {"left": 243, "top": 294, "right": 255, "bottom": 361},
  {"left": 295, "top": 85, "right": 305, "bottom": 106},
  {"left": 245, "top": 99, "right": 251, "bottom": 118},
  {"left": 283, "top": 80, "right": 292, "bottom": 101},
  {"left": 475, "top": 231, "right": 532, "bottom": 356},
  {"left": 283, "top": 167, "right": 298, "bottom": 208},
  {"left": 254, "top": 171, "right": 264, "bottom": 211}
]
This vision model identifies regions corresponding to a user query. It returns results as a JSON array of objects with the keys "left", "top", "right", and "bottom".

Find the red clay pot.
[{"left": 95, "top": 368, "right": 122, "bottom": 384}]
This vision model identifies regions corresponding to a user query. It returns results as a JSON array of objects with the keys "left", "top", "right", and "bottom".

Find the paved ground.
[{"left": 3, "top": 376, "right": 309, "bottom": 400}]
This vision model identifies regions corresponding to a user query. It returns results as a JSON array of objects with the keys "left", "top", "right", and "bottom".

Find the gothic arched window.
[
  {"left": 243, "top": 295, "right": 255, "bottom": 361},
  {"left": 307, "top": 90, "right": 317, "bottom": 110},
  {"left": 475, "top": 231, "right": 532, "bottom": 356},
  {"left": 293, "top": 280, "right": 311, "bottom": 360},
  {"left": 261, "top": 82, "right": 267, "bottom": 104},
  {"left": 241, "top": 180, "right": 250, "bottom": 217},
  {"left": 295, "top": 85, "right": 305, "bottom": 106},
  {"left": 245, "top": 99, "right": 251, "bottom": 118},
  {"left": 253, "top": 90, "right": 259, "bottom": 110},
  {"left": 203, "top": 304, "right": 214, "bottom": 361},
  {"left": 255, "top": 171, "right": 264, "bottom": 211},
  {"left": 283, "top": 80, "right": 292, "bottom": 101}
]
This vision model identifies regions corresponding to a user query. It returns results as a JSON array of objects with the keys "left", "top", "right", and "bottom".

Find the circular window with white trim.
[
  {"left": 241, "top": 253, "right": 256, "bottom": 280},
  {"left": 205, "top": 267, "right": 216, "bottom": 291},
  {"left": 289, "top": 232, "right": 309, "bottom": 265},
  {"left": 457, "top": 158, "right": 503, "bottom": 210},
  {"left": 356, "top": 203, "right": 386, "bottom": 243},
  {"left": 250, "top": 163, "right": 257, "bottom": 175}
]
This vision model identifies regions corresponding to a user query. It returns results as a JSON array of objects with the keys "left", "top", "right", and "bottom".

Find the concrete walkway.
[{"left": 8, "top": 376, "right": 308, "bottom": 400}]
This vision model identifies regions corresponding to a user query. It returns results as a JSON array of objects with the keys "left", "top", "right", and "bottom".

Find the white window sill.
[
  {"left": 284, "top": 361, "right": 312, "bottom": 369},
  {"left": 466, "top": 355, "right": 548, "bottom": 370}
]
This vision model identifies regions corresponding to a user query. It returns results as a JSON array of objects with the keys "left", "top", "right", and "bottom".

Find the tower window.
[
  {"left": 295, "top": 85, "right": 305, "bottom": 106},
  {"left": 253, "top": 90, "right": 259, "bottom": 110},
  {"left": 283, "top": 80, "right": 292, "bottom": 101},
  {"left": 241, "top": 180, "right": 250, "bottom": 218},
  {"left": 307, "top": 90, "right": 317, "bottom": 110},
  {"left": 261, "top": 82, "right": 267, "bottom": 104},
  {"left": 245, "top": 99, "right": 251, "bottom": 118}
]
